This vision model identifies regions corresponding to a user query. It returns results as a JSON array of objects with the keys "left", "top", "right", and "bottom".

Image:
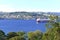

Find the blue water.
[{"left": 0, "top": 20, "right": 47, "bottom": 34}]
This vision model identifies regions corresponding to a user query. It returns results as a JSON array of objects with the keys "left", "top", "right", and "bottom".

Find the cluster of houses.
[{"left": 0, "top": 14, "right": 34, "bottom": 19}]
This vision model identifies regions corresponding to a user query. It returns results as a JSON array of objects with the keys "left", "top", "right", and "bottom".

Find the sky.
[{"left": 0, "top": 0, "right": 60, "bottom": 12}]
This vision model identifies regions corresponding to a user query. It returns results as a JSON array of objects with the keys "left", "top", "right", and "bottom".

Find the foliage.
[
  {"left": 17, "top": 31, "right": 25, "bottom": 36},
  {"left": 0, "top": 30, "right": 5, "bottom": 36},
  {"left": 9, "top": 36, "right": 26, "bottom": 40},
  {"left": 42, "top": 15, "right": 60, "bottom": 40},
  {"left": 28, "top": 30, "right": 43, "bottom": 40},
  {"left": 7, "top": 32, "right": 18, "bottom": 39}
]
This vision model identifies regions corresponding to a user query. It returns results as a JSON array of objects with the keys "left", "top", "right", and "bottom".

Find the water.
[{"left": 0, "top": 19, "right": 47, "bottom": 34}]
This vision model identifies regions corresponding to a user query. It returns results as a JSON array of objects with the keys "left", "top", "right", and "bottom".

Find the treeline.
[{"left": 0, "top": 16, "right": 60, "bottom": 40}]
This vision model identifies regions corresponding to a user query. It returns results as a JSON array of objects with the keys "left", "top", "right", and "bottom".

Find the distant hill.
[
  {"left": 0, "top": 12, "right": 60, "bottom": 20},
  {"left": 46, "top": 12, "right": 60, "bottom": 16}
]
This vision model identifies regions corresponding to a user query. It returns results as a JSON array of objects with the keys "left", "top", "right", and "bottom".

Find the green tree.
[
  {"left": 17, "top": 31, "right": 25, "bottom": 36},
  {"left": 0, "top": 30, "right": 7, "bottom": 40},
  {"left": 9, "top": 36, "right": 26, "bottom": 40},
  {"left": 42, "top": 15, "right": 60, "bottom": 40},
  {"left": 28, "top": 30, "right": 43, "bottom": 40},
  {"left": 0, "top": 30, "right": 5, "bottom": 36},
  {"left": 7, "top": 32, "right": 18, "bottom": 39}
]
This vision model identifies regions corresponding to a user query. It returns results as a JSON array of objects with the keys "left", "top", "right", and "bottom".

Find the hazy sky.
[{"left": 0, "top": 0, "right": 60, "bottom": 12}]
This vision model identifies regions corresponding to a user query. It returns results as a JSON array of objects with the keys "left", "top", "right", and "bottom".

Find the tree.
[
  {"left": 42, "top": 15, "right": 60, "bottom": 40},
  {"left": 17, "top": 31, "right": 25, "bottom": 36},
  {"left": 7, "top": 32, "right": 18, "bottom": 39},
  {"left": 28, "top": 30, "right": 43, "bottom": 40},
  {"left": 9, "top": 36, "right": 26, "bottom": 40},
  {"left": 0, "top": 30, "right": 7, "bottom": 40},
  {"left": 0, "top": 30, "right": 5, "bottom": 36}
]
